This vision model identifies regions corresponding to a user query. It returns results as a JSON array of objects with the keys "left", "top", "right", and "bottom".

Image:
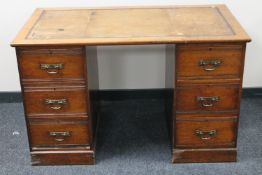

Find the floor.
[{"left": 0, "top": 97, "right": 262, "bottom": 175}]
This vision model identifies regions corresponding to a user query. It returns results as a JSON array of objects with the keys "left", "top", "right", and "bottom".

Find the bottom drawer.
[
  {"left": 29, "top": 120, "right": 90, "bottom": 147},
  {"left": 31, "top": 150, "right": 95, "bottom": 165},
  {"left": 175, "top": 117, "right": 237, "bottom": 148}
]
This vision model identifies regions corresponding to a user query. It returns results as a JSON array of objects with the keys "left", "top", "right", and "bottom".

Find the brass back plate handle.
[
  {"left": 49, "top": 131, "right": 71, "bottom": 142},
  {"left": 197, "top": 96, "right": 219, "bottom": 107},
  {"left": 199, "top": 59, "right": 222, "bottom": 71},
  {"left": 40, "top": 63, "right": 64, "bottom": 74},
  {"left": 45, "top": 99, "right": 67, "bottom": 105},
  {"left": 45, "top": 99, "right": 67, "bottom": 110},
  {"left": 195, "top": 129, "right": 217, "bottom": 140}
]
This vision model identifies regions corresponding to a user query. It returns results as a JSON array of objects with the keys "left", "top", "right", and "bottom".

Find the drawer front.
[
  {"left": 18, "top": 47, "right": 85, "bottom": 80},
  {"left": 175, "top": 118, "right": 237, "bottom": 148},
  {"left": 29, "top": 121, "right": 90, "bottom": 146},
  {"left": 24, "top": 87, "right": 88, "bottom": 115},
  {"left": 176, "top": 85, "right": 239, "bottom": 112},
  {"left": 176, "top": 44, "right": 244, "bottom": 79}
]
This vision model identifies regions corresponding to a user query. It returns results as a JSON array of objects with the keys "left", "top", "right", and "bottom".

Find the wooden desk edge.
[{"left": 10, "top": 5, "right": 251, "bottom": 47}]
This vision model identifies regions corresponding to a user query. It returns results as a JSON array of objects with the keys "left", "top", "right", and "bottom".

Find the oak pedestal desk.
[{"left": 11, "top": 5, "right": 251, "bottom": 165}]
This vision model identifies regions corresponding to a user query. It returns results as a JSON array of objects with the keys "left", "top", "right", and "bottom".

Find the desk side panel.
[{"left": 86, "top": 46, "right": 100, "bottom": 150}]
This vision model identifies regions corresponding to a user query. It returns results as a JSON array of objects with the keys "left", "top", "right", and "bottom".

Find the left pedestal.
[{"left": 15, "top": 46, "right": 99, "bottom": 165}]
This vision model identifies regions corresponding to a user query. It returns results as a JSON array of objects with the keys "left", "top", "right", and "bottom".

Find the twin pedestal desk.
[{"left": 11, "top": 5, "right": 251, "bottom": 165}]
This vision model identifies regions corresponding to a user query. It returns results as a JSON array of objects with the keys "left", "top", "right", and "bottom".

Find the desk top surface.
[{"left": 11, "top": 5, "right": 251, "bottom": 46}]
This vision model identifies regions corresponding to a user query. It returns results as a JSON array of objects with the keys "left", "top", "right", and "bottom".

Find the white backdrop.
[{"left": 0, "top": 0, "right": 261, "bottom": 91}]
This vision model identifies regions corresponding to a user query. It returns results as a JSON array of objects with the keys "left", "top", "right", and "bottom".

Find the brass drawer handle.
[
  {"left": 40, "top": 63, "right": 64, "bottom": 74},
  {"left": 197, "top": 96, "right": 219, "bottom": 107},
  {"left": 195, "top": 129, "right": 217, "bottom": 140},
  {"left": 199, "top": 59, "right": 222, "bottom": 71},
  {"left": 50, "top": 106, "right": 62, "bottom": 110},
  {"left": 45, "top": 99, "right": 67, "bottom": 110},
  {"left": 45, "top": 99, "right": 67, "bottom": 105},
  {"left": 49, "top": 131, "right": 71, "bottom": 142}
]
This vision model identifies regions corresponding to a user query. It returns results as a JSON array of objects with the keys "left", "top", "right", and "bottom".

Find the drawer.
[
  {"left": 175, "top": 118, "right": 237, "bottom": 148},
  {"left": 29, "top": 120, "right": 90, "bottom": 147},
  {"left": 17, "top": 47, "right": 85, "bottom": 80},
  {"left": 176, "top": 44, "right": 244, "bottom": 79},
  {"left": 24, "top": 87, "right": 88, "bottom": 115},
  {"left": 176, "top": 84, "right": 240, "bottom": 112}
]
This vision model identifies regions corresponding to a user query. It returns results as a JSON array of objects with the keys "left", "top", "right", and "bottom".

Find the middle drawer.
[
  {"left": 176, "top": 84, "right": 240, "bottom": 113},
  {"left": 24, "top": 87, "right": 88, "bottom": 115}
]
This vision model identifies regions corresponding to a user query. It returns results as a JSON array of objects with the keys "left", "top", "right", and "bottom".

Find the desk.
[{"left": 11, "top": 5, "right": 251, "bottom": 165}]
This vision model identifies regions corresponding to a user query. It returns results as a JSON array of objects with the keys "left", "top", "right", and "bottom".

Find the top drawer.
[
  {"left": 176, "top": 44, "right": 245, "bottom": 79},
  {"left": 17, "top": 47, "right": 85, "bottom": 80}
]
